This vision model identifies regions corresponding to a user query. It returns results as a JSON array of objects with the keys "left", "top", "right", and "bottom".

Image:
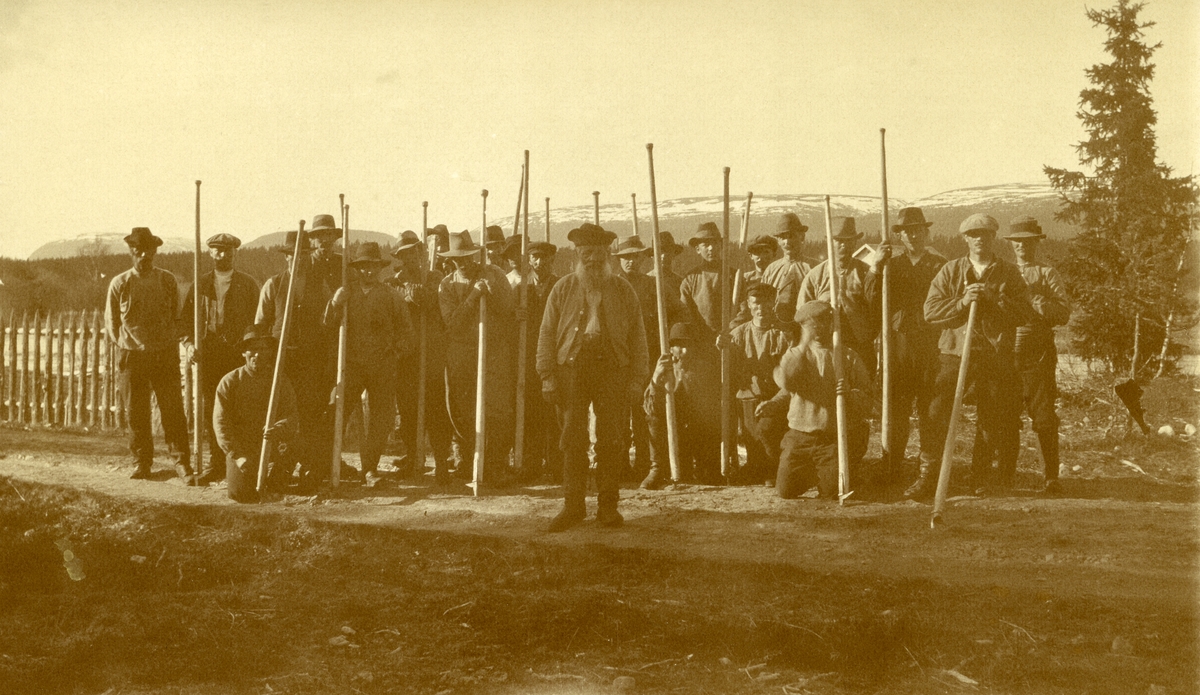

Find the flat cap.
[
  {"left": 745, "top": 281, "right": 777, "bottom": 302},
  {"left": 794, "top": 300, "right": 832, "bottom": 324},
  {"left": 527, "top": 241, "right": 557, "bottom": 256},
  {"left": 747, "top": 234, "right": 780, "bottom": 254},
  {"left": 959, "top": 213, "right": 1000, "bottom": 235},
  {"left": 668, "top": 322, "right": 697, "bottom": 344},
  {"left": 1004, "top": 216, "right": 1044, "bottom": 240},
  {"left": 206, "top": 233, "right": 241, "bottom": 249}
]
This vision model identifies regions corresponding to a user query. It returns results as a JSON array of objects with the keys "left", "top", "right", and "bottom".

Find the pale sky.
[{"left": 0, "top": 0, "right": 1196, "bottom": 258}]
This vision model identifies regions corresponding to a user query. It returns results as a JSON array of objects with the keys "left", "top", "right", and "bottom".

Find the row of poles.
[{"left": 187, "top": 130, "right": 976, "bottom": 526}]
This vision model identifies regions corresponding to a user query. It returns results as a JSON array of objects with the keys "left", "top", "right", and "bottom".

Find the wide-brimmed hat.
[
  {"left": 747, "top": 234, "right": 780, "bottom": 255},
  {"left": 744, "top": 281, "right": 777, "bottom": 302},
  {"left": 124, "top": 227, "right": 163, "bottom": 249},
  {"left": 830, "top": 217, "right": 863, "bottom": 242},
  {"left": 206, "top": 233, "right": 241, "bottom": 249},
  {"left": 568, "top": 222, "right": 617, "bottom": 247},
  {"left": 394, "top": 230, "right": 422, "bottom": 253},
  {"left": 892, "top": 207, "right": 933, "bottom": 233},
  {"left": 668, "top": 322, "right": 697, "bottom": 345},
  {"left": 237, "top": 324, "right": 277, "bottom": 352},
  {"left": 614, "top": 235, "right": 652, "bottom": 257},
  {"left": 275, "top": 230, "right": 313, "bottom": 253},
  {"left": 350, "top": 241, "right": 390, "bottom": 267},
  {"left": 308, "top": 214, "right": 342, "bottom": 238},
  {"left": 439, "top": 230, "right": 483, "bottom": 258},
  {"left": 959, "top": 213, "right": 1000, "bottom": 236},
  {"left": 795, "top": 300, "right": 832, "bottom": 324},
  {"left": 658, "top": 232, "right": 684, "bottom": 256},
  {"left": 1004, "top": 216, "right": 1044, "bottom": 240},
  {"left": 774, "top": 213, "right": 809, "bottom": 239},
  {"left": 484, "top": 225, "right": 507, "bottom": 249},
  {"left": 528, "top": 241, "right": 557, "bottom": 256},
  {"left": 501, "top": 235, "right": 524, "bottom": 260},
  {"left": 689, "top": 222, "right": 722, "bottom": 246},
  {"left": 425, "top": 224, "right": 450, "bottom": 252}
]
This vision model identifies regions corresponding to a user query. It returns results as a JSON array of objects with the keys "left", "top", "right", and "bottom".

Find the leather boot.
[
  {"left": 546, "top": 498, "right": 586, "bottom": 533},
  {"left": 174, "top": 459, "right": 197, "bottom": 486},
  {"left": 1038, "top": 430, "right": 1062, "bottom": 495},
  {"left": 639, "top": 464, "right": 668, "bottom": 490},
  {"left": 597, "top": 491, "right": 623, "bottom": 527},
  {"left": 196, "top": 460, "right": 223, "bottom": 486},
  {"left": 130, "top": 460, "right": 153, "bottom": 480},
  {"left": 902, "top": 460, "right": 935, "bottom": 500}
]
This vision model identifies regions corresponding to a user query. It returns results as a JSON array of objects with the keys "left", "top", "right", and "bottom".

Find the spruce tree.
[{"left": 1044, "top": 0, "right": 1197, "bottom": 375}]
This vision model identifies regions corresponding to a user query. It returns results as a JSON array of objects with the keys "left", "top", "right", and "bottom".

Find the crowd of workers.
[{"left": 104, "top": 206, "right": 1070, "bottom": 531}]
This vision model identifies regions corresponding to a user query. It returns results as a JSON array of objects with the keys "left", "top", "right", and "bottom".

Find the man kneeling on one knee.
[{"left": 774, "top": 301, "right": 873, "bottom": 499}]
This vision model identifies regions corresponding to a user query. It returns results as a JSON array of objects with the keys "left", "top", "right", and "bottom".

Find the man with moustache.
[
  {"left": 515, "top": 240, "right": 562, "bottom": 483},
  {"left": 538, "top": 223, "right": 648, "bottom": 531},
  {"left": 614, "top": 234, "right": 657, "bottom": 481},
  {"left": 182, "top": 233, "right": 261, "bottom": 485},
  {"left": 439, "top": 230, "right": 518, "bottom": 485},
  {"left": 731, "top": 234, "right": 781, "bottom": 326},
  {"left": 762, "top": 213, "right": 815, "bottom": 332},
  {"left": 679, "top": 222, "right": 727, "bottom": 351},
  {"left": 728, "top": 282, "right": 793, "bottom": 485},
  {"left": 105, "top": 227, "right": 193, "bottom": 483},
  {"left": 390, "top": 229, "right": 455, "bottom": 484}
]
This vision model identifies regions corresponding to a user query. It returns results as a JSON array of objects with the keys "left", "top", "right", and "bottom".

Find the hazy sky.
[{"left": 0, "top": 0, "right": 1196, "bottom": 258}]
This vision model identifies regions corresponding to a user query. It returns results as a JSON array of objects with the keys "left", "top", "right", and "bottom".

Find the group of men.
[{"left": 104, "top": 204, "right": 1070, "bottom": 528}]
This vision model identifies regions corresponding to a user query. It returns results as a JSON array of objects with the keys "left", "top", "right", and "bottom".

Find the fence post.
[
  {"left": 76, "top": 312, "right": 88, "bottom": 426},
  {"left": 8, "top": 312, "right": 17, "bottom": 424},
  {"left": 32, "top": 313, "right": 43, "bottom": 426},
  {"left": 89, "top": 310, "right": 101, "bottom": 428},
  {"left": 18, "top": 312, "right": 28, "bottom": 425},
  {"left": 68, "top": 311, "right": 79, "bottom": 428},
  {"left": 99, "top": 320, "right": 110, "bottom": 429},
  {"left": 1, "top": 313, "right": 7, "bottom": 424}
]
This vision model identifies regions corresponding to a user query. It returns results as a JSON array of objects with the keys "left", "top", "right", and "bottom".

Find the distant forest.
[{"left": 0, "top": 235, "right": 1070, "bottom": 317}]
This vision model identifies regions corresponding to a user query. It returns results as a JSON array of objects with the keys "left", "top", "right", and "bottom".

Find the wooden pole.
[
  {"left": 720, "top": 167, "right": 733, "bottom": 481},
  {"left": 258, "top": 220, "right": 306, "bottom": 493},
  {"left": 631, "top": 193, "right": 640, "bottom": 237},
  {"left": 330, "top": 196, "right": 349, "bottom": 487},
  {"left": 65, "top": 312, "right": 75, "bottom": 427},
  {"left": 931, "top": 301, "right": 978, "bottom": 527},
  {"left": 544, "top": 197, "right": 551, "bottom": 244},
  {"left": 879, "top": 129, "right": 894, "bottom": 482},
  {"left": 515, "top": 151, "right": 531, "bottom": 476},
  {"left": 414, "top": 200, "right": 429, "bottom": 475},
  {"left": 823, "top": 196, "right": 852, "bottom": 504},
  {"left": 646, "top": 144, "right": 681, "bottom": 483},
  {"left": 32, "top": 312, "right": 41, "bottom": 425},
  {"left": 739, "top": 192, "right": 753, "bottom": 246},
  {"left": 4, "top": 313, "right": 13, "bottom": 423},
  {"left": 473, "top": 189, "right": 490, "bottom": 496},
  {"left": 193, "top": 181, "right": 204, "bottom": 467},
  {"left": 592, "top": 191, "right": 600, "bottom": 226}
]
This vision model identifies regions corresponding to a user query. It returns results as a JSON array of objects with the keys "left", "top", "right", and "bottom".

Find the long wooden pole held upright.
[
  {"left": 515, "top": 151, "right": 531, "bottom": 476},
  {"left": 472, "top": 190, "right": 489, "bottom": 496},
  {"left": 414, "top": 201, "right": 429, "bottom": 474},
  {"left": 193, "top": 181, "right": 203, "bottom": 473},
  {"left": 545, "top": 197, "right": 551, "bottom": 243},
  {"left": 739, "top": 192, "right": 753, "bottom": 246},
  {"left": 931, "top": 302, "right": 978, "bottom": 527},
  {"left": 592, "top": 191, "right": 600, "bottom": 226},
  {"left": 823, "top": 196, "right": 852, "bottom": 504},
  {"left": 646, "top": 143, "right": 681, "bottom": 482},
  {"left": 330, "top": 198, "right": 349, "bottom": 487},
  {"left": 258, "top": 220, "right": 306, "bottom": 493},
  {"left": 879, "top": 128, "right": 894, "bottom": 483},
  {"left": 720, "top": 168, "right": 733, "bottom": 481},
  {"left": 732, "top": 192, "right": 753, "bottom": 307},
  {"left": 631, "top": 193, "right": 640, "bottom": 236}
]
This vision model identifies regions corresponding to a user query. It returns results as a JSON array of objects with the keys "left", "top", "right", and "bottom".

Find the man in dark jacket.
[
  {"left": 538, "top": 223, "right": 648, "bottom": 531},
  {"left": 182, "top": 233, "right": 261, "bottom": 485},
  {"left": 105, "top": 227, "right": 192, "bottom": 483},
  {"left": 516, "top": 240, "right": 562, "bottom": 483},
  {"left": 614, "top": 235, "right": 657, "bottom": 481},
  {"left": 914, "top": 213, "right": 1035, "bottom": 497}
]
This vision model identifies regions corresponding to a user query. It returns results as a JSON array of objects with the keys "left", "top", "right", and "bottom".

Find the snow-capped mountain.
[{"left": 28, "top": 233, "right": 193, "bottom": 260}]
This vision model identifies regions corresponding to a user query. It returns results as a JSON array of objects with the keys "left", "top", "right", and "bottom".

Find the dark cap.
[
  {"left": 747, "top": 234, "right": 779, "bottom": 255},
  {"left": 206, "top": 233, "right": 241, "bottom": 249},
  {"left": 794, "top": 300, "right": 832, "bottom": 324},
  {"left": 1004, "top": 216, "right": 1044, "bottom": 240}
]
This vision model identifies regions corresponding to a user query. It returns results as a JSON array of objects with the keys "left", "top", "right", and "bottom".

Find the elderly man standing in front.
[
  {"left": 105, "top": 227, "right": 193, "bottom": 483},
  {"left": 538, "top": 223, "right": 648, "bottom": 532}
]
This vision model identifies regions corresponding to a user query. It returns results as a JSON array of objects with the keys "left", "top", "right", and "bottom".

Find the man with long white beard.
[{"left": 537, "top": 223, "right": 648, "bottom": 532}]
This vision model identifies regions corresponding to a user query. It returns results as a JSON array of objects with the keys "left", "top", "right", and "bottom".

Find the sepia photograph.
[{"left": 0, "top": 1, "right": 1197, "bottom": 693}]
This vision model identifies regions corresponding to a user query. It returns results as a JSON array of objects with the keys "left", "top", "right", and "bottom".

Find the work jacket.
[
  {"left": 105, "top": 266, "right": 181, "bottom": 353},
  {"left": 924, "top": 257, "right": 1035, "bottom": 357},
  {"left": 536, "top": 273, "right": 649, "bottom": 389}
]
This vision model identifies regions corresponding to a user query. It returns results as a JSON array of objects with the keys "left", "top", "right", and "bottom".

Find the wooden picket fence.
[{"left": 1, "top": 311, "right": 125, "bottom": 430}]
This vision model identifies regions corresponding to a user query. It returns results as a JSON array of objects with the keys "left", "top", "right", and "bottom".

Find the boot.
[
  {"left": 196, "top": 460, "right": 223, "bottom": 486},
  {"left": 130, "top": 461, "right": 153, "bottom": 480},
  {"left": 902, "top": 460, "right": 935, "bottom": 500},
  {"left": 1038, "top": 430, "right": 1062, "bottom": 496},
  {"left": 175, "top": 460, "right": 197, "bottom": 486},
  {"left": 597, "top": 491, "right": 623, "bottom": 527},
  {"left": 639, "top": 465, "right": 668, "bottom": 490},
  {"left": 546, "top": 499, "right": 586, "bottom": 533}
]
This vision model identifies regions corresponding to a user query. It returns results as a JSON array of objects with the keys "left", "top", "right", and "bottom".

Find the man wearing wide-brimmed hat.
[
  {"left": 762, "top": 213, "right": 815, "bottom": 328},
  {"left": 181, "top": 233, "right": 262, "bottom": 485},
  {"left": 390, "top": 230, "right": 455, "bottom": 484},
  {"left": 537, "top": 223, "right": 648, "bottom": 530},
  {"left": 307, "top": 213, "right": 345, "bottom": 297},
  {"left": 647, "top": 231, "right": 685, "bottom": 321},
  {"left": 614, "top": 234, "right": 657, "bottom": 481},
  {"left": 774, "top": 301, "right": 873, "bottom": 500},
  {"left": 679, "top": 222, "right": 729, "bottom": 349},
  {"left": 325, "top": 242, "right": 413, "bottom": 487},
  {"left": 916, "top": 213, "right": 1035, "bottom": 498},
  {"left": 105, "top": 227, "right": 193, "bottom": 483},
  {"left": 728, "top": 282, "right": 793, "bottom": 485},
  {"left": 213, "top": 324, "right": 299, "bottom": 503},
  {"left": 1003, "top": 216, "right": 1070, "bottom": 495},
  {"left": 874, "top": 206, "right": 946, "bottom": 485},
  {"left": 256, "top": 228, "right": 342, "bottom": 486},
  {"left": 438, "top": 229, "right": 518, "bottom": 483},
  {"left": 516, "top": 240, "right": 563, "bottom": 483},
  {"left": 798, "top": 216, "right": 880, "bottom": 376},
  {"left": 642, "top": 321, "right": 722, "bottom": 488}
]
